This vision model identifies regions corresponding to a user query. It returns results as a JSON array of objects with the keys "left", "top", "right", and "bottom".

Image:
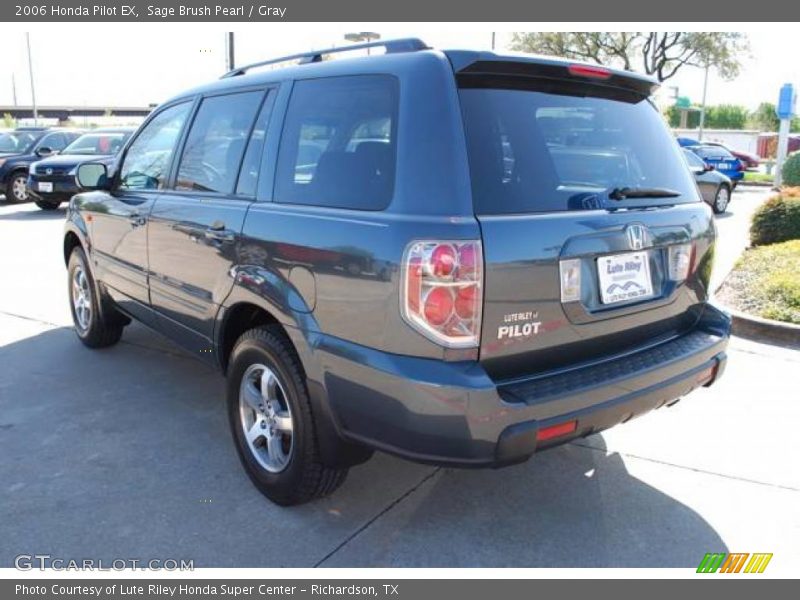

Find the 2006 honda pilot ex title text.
[{"left": 63, "top": 39, "right": 730, "bottom": 505}]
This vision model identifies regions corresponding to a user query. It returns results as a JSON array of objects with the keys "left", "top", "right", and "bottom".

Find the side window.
[
  {"left": 40, "top": 133, "right": 66, "bottom": 151},
  {"left": 274, "top": 75, "right": 398, "bottom": 211},
  {"left": 175, "top": 91, "right": 263, "bottom": 194},
  {"left": 237, "top": 91, "right": 275, "bottom": 197},
  {"left": 119, "top": 102, "right": 191, "bottom": 191}
]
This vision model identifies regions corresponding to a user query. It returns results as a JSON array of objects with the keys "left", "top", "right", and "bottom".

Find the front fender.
[{"left": 63, "top": 197, "right": 92, "bottom": 264}]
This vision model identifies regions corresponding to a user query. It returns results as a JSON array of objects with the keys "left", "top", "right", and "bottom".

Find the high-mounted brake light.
[
  {"left": 567, "top": 64, "right": 612, "bottom": 80},
  {"left": 401, "top": 240, "right": 483, "bottom": 348}
]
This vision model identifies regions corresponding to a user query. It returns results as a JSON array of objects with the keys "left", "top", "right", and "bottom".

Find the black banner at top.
[{"left": 3, "top": 0, "right": 799, "bottom": 21}]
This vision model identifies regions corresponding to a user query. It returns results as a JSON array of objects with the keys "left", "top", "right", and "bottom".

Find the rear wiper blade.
[{"left": 608, "top": 187, "right": 681, "bottom": 201}]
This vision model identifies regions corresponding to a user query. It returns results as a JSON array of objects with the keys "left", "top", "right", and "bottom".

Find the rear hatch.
[{"left": 453, "top": 55, "right": 716, "bottom": 381}]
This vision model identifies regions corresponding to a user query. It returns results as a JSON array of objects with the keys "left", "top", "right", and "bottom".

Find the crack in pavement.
[
  {"left": 569, "top": 440, "right": 799, "bottom": 492},
  {"left": 313, "top": 467, "right": 442, "bottom": 567}
]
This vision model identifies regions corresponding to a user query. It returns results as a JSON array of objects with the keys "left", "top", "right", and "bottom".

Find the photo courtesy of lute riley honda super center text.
[{"left": 16, "top": 584, "right": 383, "bottom": 597}]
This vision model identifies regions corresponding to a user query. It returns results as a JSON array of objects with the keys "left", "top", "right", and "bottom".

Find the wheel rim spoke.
[
  {"left": 241, "top": 381, "right": 262, "bottom": 411},
  {"left": 267, "top": 435, "right": 286, "bottom": 466},
  {"left": 246, "top": 420, "right": 265, "bottom": 444},
  {"left": 274, "top": 411, "right": 293, "bottom": 433},
  {"left": 260, "top": 368, "right": 277, "bottom": 401}
]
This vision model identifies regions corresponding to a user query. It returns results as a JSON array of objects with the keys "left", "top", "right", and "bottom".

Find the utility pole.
[
  {"left": 26, "top": 33, "right": 38, "bottom": 126},
  {"left": 491, "top": 32, "right": 496, "bottom": 50},
  {"left": 11, "top": 74, "right": 18, "bottom": 106},
  {"left": 698, "top": 61, "right": 710, "bottom": 141},
  {"left": 225, "top": 32, "right": 235, "bottom": 71}
]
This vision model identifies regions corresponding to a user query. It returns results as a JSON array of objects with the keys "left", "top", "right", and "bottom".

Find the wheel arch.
[{"left": 215, "top": 292, "right": 373, "bottom": 469}]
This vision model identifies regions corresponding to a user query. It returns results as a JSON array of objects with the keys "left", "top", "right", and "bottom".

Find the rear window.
[
  {"left": 459, "top": 86, "right": 698, "bottom": 214},
  {"left": 274, "top": 75, "right": 398, "bottom": 211}
]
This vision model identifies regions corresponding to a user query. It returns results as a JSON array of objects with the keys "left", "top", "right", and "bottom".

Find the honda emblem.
[{"left": 626, "top": 224, "right": 646, "bottom": 251}]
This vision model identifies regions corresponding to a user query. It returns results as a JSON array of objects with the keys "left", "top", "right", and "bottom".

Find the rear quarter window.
[{"left": 274, "top": 75, "right": 398, "bottom": 211}]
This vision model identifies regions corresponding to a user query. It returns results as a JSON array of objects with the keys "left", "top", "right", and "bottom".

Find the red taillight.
[
  {"left": 537, "top": 420, "right": 577, "bottom": 442},
  {"left": 402, "top": 240, "right": 483, "bottom": 348},
  {"left": 423, "top": 287, "right": 454, "bottom": 326},
  {"left": 737, "top": 161, "right": 744, "bottom": 171},
  {"left": 429, "top": 244, "right": 456, "bottom": 277},
  {"left": 567, "top": 64, "right": 612, "bottom": 80}
]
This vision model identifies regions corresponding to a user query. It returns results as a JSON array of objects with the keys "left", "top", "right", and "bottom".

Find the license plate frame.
[{"left": 597, "top": 251, "right": 654, "bottom": 305}]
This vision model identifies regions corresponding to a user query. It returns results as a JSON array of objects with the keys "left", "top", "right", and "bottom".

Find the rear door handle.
[
  {"left": 204, "top": 222, "right": 235, "bottom": 243},
  {"left": 128, "top": 213, "right": 147, "bottom": 228}
]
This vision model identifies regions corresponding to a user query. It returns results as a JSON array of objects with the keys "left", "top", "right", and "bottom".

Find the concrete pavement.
[{"left": 1, "top": 189, "right": 797, "bottom": 569}]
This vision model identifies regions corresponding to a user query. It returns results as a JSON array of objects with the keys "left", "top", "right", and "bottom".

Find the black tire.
[
  {"left": 227, "top": 325, "right": 348, "bottom": 506},
  {"left": 35, "top": 199, "right": 62, "bottom": 211},
  {"left": 712, "top": 185, "right": 730, "bottom": 214},
  {"left": 5, "top": 172, "right": 29, "bottom": 203},
  {"left": 67, "top": 247, "right": 126, "bottom": 348}
]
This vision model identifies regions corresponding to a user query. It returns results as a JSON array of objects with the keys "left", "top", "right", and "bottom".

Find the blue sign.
[{"left": 777, "top": 83, "right": 796, "bottom": 119}]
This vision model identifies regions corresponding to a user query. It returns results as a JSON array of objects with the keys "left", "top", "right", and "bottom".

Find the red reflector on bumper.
[
  {"left": 537, "top": 420, "right": 577, "bottom": 442},
  {"left": 696, "top": 364, "right": 718, "bottom": 385}
]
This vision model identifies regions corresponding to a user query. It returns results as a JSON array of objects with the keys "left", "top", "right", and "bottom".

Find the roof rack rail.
[{"left": 221, "top": 37, "right": 429, "bottom": 79}]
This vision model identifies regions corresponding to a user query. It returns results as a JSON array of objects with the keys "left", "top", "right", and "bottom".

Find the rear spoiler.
[{"left": 446, "top": 50, "right": 658, "bottom": 101}]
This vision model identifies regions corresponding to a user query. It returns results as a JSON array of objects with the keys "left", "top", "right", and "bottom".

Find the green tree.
[
  {"left": 509, "top": 32, "right": 749, "bottom": 82},
  {"left": 2, "top": 113, "right": 16, "bottom": 129},
  {"left": 749, "top": 102, "right": 780, "bottom": 132},
  {"left": 704, "top": 104, "right": 749, "bottom": 129}
]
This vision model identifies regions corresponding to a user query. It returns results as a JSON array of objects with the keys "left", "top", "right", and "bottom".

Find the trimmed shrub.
[
  {"left": 783, "top": 151, "right": 800, "bottom": 187},
  {"left": 750, "top": 189, "right": 800, "bottom": 246}
]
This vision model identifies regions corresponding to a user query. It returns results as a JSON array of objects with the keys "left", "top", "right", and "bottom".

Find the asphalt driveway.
[{"left": 1, "top": 188, "right": 798, "bottom": 569}]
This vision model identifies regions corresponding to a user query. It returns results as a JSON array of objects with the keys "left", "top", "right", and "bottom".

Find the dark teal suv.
[{"left": 63, "top": 39, "right": 730, "bottom": 505}]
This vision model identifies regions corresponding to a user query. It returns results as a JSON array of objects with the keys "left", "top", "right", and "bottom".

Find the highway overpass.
[{"left": 0, "top": 105, "right": 153, "bottom": 122}]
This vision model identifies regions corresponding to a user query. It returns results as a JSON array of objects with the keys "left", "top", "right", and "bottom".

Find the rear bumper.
[{"left": 317, "top": 304, "right": 731, "bottom": 468}]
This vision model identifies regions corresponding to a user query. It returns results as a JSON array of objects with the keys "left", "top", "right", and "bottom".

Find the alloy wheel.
[
  {"left": 238, "top": 363, "right": 294, "bottom": 473},
  {"left": 71, "top": 265, "right": 92, "bottom": 331}
]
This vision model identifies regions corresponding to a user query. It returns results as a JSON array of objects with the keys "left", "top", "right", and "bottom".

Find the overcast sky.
[{"left": 0, "top": 24, "right": 796, "bottom": 113}]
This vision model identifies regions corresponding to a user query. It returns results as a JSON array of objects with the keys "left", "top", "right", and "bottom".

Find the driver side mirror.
[
  {"left": 35, "top": 146, "right": 54, "bottom": 158},
  {"left": 704, "top": 163, "right": 715, "bottom": 172},
  {"left": 76, "top": 162, "right": 110, "bottom": 191}
]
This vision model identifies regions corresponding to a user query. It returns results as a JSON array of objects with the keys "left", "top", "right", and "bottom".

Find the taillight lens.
[{"left": 401, "top": 240, "right": 483, "bottom": 348}]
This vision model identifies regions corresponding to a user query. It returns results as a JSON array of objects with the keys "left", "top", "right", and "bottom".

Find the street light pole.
[
  {"left": 344, "top": 32, "right": 380, "bottom": 54},
  {"left": 225, "top": 32, "right": 235, "bottom": 71},
  {"left": 698, "top": 61, "right": 709, "bottom": 141},
  {"left": 25, "top": 33, "right": 38, "bottom": 126}
]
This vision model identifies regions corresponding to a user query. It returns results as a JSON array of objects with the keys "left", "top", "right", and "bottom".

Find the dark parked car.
[
  {"left": 683, "top": 149, "right": 733, "bottom": 214},
  {"left": 0, "top": 127, "right": 82, "bottom": 202},
  {"left": 63, "top": 40, "right": 730, "bottom": 506},
  {"left": 28, "top": 128, "right": 135, "bottom": 210},
  {"left": 677, "top": 137, "right": 760, "bottom": 169},
  {"left": 685, "top": 144, "right": 745, "bottom": 186}
]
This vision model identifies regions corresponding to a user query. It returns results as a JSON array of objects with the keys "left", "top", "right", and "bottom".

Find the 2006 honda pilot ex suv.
[{"left": 64, "top": 39, "right": 730, "bottom": 505}]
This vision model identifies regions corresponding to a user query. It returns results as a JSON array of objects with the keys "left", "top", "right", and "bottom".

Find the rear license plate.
[
  {"left": 38, "top": 182, "right": 53, "bottom": 193},
  {"left": 717, "top": 162, "right": 731, "bottom": 170},
  {"left": 597, "top": 251, "right": 654, "bottom": 304}
]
